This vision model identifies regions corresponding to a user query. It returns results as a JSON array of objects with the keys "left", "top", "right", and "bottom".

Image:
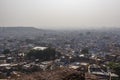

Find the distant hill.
[
  {"left": 0, "top": 27, "right": 53, "bottom": 38},
  {"left": 0, "top": 27, "right": 120, "bottom": 39}
]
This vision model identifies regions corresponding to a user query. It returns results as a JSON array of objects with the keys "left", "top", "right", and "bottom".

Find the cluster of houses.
[{"left": 0, "top": 30, "right": 120, "bottom": 79}]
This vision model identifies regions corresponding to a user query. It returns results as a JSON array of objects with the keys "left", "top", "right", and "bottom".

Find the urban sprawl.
[{"left": 0, "top": 27, "right": 120, "bottom": 80}]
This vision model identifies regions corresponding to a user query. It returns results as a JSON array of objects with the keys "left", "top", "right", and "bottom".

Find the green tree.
[
  {"left": 3, "top": 49, "right": 10, "bottom": 54},
  {"left": 26, "top": 47, "right": 59, "bottom": 61},
  {"left": 107, "top": 62, "right": 120, "bottom": 77},
  {"left": 81, "top": 48, "right": 89, "bottom": 54}
]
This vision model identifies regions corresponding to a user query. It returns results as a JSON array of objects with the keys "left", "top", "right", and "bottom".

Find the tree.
[
  {"left": 107, "top": 62, "right": 120, "bottom": 77},
  {"left": 81, "top": 48, "right": 89, "bottom": 54},
  {"left": 26, "top": 47, "right": 59, "bottom": 61},
  {"left": 3, "top": 49, "right": 10, "bottom": 54}
]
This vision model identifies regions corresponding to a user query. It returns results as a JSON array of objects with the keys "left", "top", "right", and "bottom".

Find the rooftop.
[{"left": 33, "top": 46, "right": 47, "bottom": 50}]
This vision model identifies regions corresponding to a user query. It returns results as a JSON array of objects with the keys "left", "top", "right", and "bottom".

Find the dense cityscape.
[
  {"left": 1, "top": 0, "right": 120, "bottom": 79},
  {"left": 0, "top": 27, "right": 120, "bottom": 80}
]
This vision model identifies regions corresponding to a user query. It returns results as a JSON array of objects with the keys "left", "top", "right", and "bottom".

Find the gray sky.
[{"left": 0, "top": 0, "right": 120, "bottom": 29}]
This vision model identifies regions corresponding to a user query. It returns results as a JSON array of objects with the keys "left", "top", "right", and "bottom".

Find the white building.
[{"left": 33, "top": 47, "right": 47, "bottom": 50}]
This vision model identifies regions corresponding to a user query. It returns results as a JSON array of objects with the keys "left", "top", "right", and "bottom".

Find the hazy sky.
[{"left": 0, "top": 0, "right": 120, "bottom": 29}]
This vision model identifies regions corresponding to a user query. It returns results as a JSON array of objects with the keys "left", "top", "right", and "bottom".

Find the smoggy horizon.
[{"left": 0, "top": 0, "right": 120, "bottom": 29}]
